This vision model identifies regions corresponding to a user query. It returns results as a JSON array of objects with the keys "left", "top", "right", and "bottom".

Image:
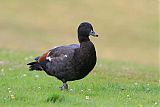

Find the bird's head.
[{"left": 77, "top": 22, "right": 98, "bottom": 42}]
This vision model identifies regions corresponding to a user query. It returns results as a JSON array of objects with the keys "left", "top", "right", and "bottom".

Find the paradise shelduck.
[{"left": 27, "top": 22, "right": 98, "bottom": 90}]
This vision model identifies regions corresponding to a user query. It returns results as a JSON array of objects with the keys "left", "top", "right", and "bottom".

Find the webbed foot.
[{"left": 59, "top": 83, "right": 68, "bottom": 91}]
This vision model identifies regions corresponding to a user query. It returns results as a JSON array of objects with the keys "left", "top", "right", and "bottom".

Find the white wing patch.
[
  {"left": 46, "top": 54, "right": 68, "bottom": 62},
  {"left": 46, "top": 56, "right": 53, "bottom": 62}
]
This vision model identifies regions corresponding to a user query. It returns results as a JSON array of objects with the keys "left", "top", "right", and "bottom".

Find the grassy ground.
[{"left": 0, "top": 49, "right": 159, "bottom": 107}]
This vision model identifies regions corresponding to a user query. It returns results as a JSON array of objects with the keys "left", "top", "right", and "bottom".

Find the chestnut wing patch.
[{"left": 38, "top": 51, "right": 51, "bottom": 63}]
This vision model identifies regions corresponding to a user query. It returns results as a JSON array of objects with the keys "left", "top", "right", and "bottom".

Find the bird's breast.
[{"left": 77, "top": 41, "right": 97, "bottom": 73}]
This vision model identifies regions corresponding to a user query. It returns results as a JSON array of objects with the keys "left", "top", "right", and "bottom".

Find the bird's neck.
[
  {"left": 78, "top": 35, "right": 96, "bottom": 57},
  {"left": 78, "top": 36, "right": 90, "bottom": 43},
  {"left": 80, "top": 40, "right": 96, "bottom": 57},
  {"left": 80, "top": 41, "right": 94, "bottom": 49}
]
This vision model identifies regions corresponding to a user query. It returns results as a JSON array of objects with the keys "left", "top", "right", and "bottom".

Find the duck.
[{"left": 27, "top": 22, "right": 98, "bottom": 90}]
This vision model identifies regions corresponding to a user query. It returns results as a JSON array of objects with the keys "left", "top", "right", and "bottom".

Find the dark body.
[
  {"left": 27, "top": 22, "right": 98, "bottom": 90},
  {"left": 44, "top": 41, "right": 96, "bottom": 82}
]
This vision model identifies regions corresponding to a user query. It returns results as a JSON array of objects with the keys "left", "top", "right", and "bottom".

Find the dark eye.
[{"left": 87, "top": 28, "right": 91, "bottom": 32}]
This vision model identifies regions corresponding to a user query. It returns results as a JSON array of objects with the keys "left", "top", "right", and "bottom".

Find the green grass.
[{"left": 0, "top": 49, "right": 159, "bottom": 107}]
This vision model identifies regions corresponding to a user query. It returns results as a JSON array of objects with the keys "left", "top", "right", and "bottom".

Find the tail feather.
[{"left": 27, "top": 62, "right": 43, "bottom": 71}]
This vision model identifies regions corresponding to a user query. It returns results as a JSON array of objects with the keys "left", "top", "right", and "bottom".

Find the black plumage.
[{"left": 27, "top": 22, "right": 98, "bottom": 90}]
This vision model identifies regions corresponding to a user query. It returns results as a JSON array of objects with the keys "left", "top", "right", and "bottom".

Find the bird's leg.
[
  {"left": 59, "top": 82, "right": 68, "bottom": 91},
  {"left": 63, "top": 82, "right": 68, "bottom": 90}
]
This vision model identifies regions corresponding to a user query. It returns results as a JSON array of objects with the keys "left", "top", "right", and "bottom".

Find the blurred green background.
[{"left": 0, "top": 0, "right": 158, "bottom": 66}]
